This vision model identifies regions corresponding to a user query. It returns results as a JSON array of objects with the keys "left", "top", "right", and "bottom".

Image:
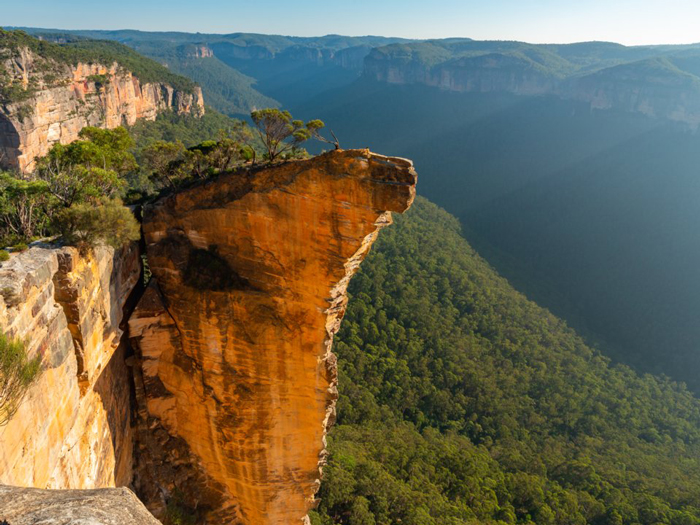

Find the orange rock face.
[{"left": 129, "top": 149, "right": 417, "bottom": 524}]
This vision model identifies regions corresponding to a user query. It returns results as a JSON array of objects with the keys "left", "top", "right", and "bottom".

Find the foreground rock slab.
[
  {"left": 0, "top": 485, "right": 160, "bottom": 525},
  {"left": 130, "top": 149, "right": 417, "bottom": 524}
]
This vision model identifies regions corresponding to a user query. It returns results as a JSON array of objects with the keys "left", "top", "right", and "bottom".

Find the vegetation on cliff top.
[
  {"left": 0, "top": 29, "right": 197, "bottom": 98},
  {"left": 0, "top": 107, "right": 331, "bottom": 245},
  {"left": 310, "top": 198, "right": 700, "bottom": 525},
  {"left": 0, "top": 126, "right": 140, "bottom": 250}
]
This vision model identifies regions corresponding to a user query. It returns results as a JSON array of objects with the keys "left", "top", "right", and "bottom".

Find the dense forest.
[{"left": 310, "top": 198, "right": 700, "bottom": 525}]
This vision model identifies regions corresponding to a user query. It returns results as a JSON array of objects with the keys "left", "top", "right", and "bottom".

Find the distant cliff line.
[{"left": 0, "top": 30, "right": 204, "bottom": 171}]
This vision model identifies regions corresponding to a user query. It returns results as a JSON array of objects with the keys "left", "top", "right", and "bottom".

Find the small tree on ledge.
[
  {"left": 251, "top": 109, "right": 332, "bottom": 162},
  {"left": 0, "top": 332, "right": 41, "bottom": 427}
]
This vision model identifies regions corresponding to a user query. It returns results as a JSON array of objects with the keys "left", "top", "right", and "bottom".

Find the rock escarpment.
[
  {"left": 0, "top": 149, "right": 416, "bottom": 524},
  {"left": 565, "top": 59, "right": 700, "bottom": 127},
  {"left": 0, "top": 47, "right": 204, "bottom": 171},
  {"left": 0, "top": 485, "right": 160, "bottom": 525},
  {"left": 365, "top": 51, "right": 557, "bottom": 95},
  {"left": 0, "top": 243, "right": 140, "bottom": 490},
  {"left": 364, "top": 50, "right": 700, "bottom": 126},
  {"left": 129, "top": 149, "right": 417, "bottom": 524},
  {"left": 178, "top": 44, "right": 215, "bottom": 58}
]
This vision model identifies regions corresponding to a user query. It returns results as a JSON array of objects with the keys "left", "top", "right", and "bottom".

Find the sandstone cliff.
[
  {"left": 0, "top": 243, "right": 141, "bottom": 490},
  {"left": 177, "top": 43, "right": 215, "bottom": 59},
  {"left": 565, "top": 58, "right": 700, "bottom": 126},
  {"left": 364, "top": 50, "right": 700, "bottom": 126},
  {"left": 0, "top": 149, "right": 417, "bottom": 524},
  {"left": 129, "top": 149, "right": 416, "bottom": 524},
  {"left": 0, "top": 46, "right": 204, "bottom": 171}
]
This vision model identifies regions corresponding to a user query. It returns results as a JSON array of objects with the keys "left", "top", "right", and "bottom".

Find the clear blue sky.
[{"left": 5, "top": 0, "right": 700, "bottom": 45}]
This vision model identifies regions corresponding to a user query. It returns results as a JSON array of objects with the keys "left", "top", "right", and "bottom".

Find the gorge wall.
[
  {"left": 364, "top": 52, "right": 700, "bottom": 126},
  {"left": 0, "top": 149, "right": 417, "bottom": 524},
  {"left": 0, "top": 243, "right": 141, "bottom": 490},
  {"left": 0, "top": 46, "right": 204, "bottom": 171},
  {"left": 365, "top": 52, "right": 557, "bottom": 95}
]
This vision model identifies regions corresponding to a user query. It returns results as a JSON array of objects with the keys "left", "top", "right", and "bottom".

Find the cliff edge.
[
  {"left": 0, "top": 485, "right": 160, "bottom": 525},
  {"left": 129, "top": 149, "right": 416, "bottom": 523}
]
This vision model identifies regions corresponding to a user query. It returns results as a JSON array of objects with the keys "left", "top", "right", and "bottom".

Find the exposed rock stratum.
[
  {"left": 0, "top": 485, "right": 160, "bottom": 525},
  {"left": 0, "top": 244, "right": 140, "bottom": 490},
  {"left": 0, "top": 46, "right": 204, "bottom": 171}
]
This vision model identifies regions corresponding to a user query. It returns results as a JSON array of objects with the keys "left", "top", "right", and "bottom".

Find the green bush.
[
  {"left": 53, "top": 199, "right": 140, "bottom": 251},
  {"left": 163, "top": 491, "right": 197, "bottom": 525},
  {"left": 0, "top": 251, "right": 9, "bottom": 262},
  {"left": 0, "top": 287, "right": 18, "bottom": 307},
  {"left": 86, "top": 73, "right": 110, "bottom": 87},
  {"left": 0, "top": 333, "right": 41, "bottom": 426},
  {"left": 11, "top": 242, "right": 28, "bottom": 252}
]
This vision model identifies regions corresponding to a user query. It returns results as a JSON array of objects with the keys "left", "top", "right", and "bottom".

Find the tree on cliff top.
[
  {"left": 251, "top": 108, "right": 327, "bottom": 162},
  {"left": 34, "top": 126, "right": 135, "bottom": 208},
  {"left": 0, "top": 333, "right": 41, "bottom": 427},
  {"left": 0, "top": 126, "right": 140, "bottom": 251},
  {"left": 0, "top": 173, "right": 51, "bottom": 241}
]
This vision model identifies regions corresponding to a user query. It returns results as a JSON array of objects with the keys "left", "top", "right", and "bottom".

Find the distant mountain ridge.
[
  {"left": 13, "top": 27, "right": 410, "bottom": 114},
  {"left": 16, "top": 28, "right": 700, "bottom": 124},
  {"left": 365, "top": 39, "right": 700, "bottom": 125}
]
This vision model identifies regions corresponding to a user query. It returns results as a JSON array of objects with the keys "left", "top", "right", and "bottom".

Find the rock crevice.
[{"left": 0, "top": 243, "right": 141, "bottom": 490}]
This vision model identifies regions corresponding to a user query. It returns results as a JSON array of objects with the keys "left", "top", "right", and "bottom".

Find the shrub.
[
  {"left": 0, "top": 287, "right": 19, "bottom": 307},
  {"left": 16, "top": 104, "right": 34, "bottom": 123},
  {"left": 53, "top": 198, "right": 140, "bottom": 251},
  {"left": 86, "top": 74, "right": 110, "bottom": 87},
  {"left": 11, "top": 242, "right": 28, "bottom": 252},
  {"left": 0, "top": 333, "right": 42, "bottom": 426},
  {"left": 0, "top": 251, "right": 9, "bottom": 262},
  {"left": 163, "top": 491, "right": 197, "bottom": 525}
]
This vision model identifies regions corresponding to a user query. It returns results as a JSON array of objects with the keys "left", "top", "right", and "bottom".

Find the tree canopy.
[
  {"left": 310, "top": 197, "right": 700, "bottom": 525},
  {"left": 250, "top": 108, "right": 325, "bottom": 161}
]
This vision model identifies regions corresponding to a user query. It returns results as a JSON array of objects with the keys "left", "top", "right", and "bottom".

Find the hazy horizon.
[
  {"left": 6, "top": 25, "right": 700, "bottom": 49},
  {"left": 5, "top": 0, "right": 700, "bottom": 46}
]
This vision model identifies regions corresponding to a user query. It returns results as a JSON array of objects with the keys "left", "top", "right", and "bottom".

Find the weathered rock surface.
[
  {"left": 178, "top": 43, "right": 215, "bottom": 58},
  {"left": 0, "top": 47, "right": 204, "bottom": 171},
  {"left": 0, "top": 243, "right": 140, "bottom": 490},
  {"left": 0, "top": 485, "right": 160, "bottom": 525},
  {"left": 129, "top": 149, "right": 417, "bottom": 524}
]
